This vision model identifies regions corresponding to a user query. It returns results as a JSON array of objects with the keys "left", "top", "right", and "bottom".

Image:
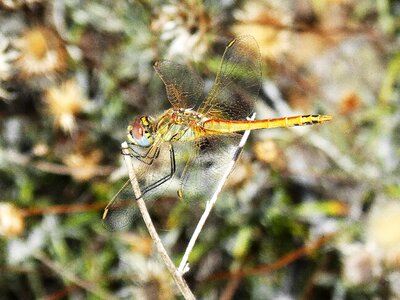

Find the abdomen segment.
[{"left": 203, "top": 114, "right": 333, "bottom": 133}]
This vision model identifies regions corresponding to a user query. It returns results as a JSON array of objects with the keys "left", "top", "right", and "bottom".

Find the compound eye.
[
  {"left": 127, "top": 116, "right": 152, "bottom": 147},
  {"left": 130, "top": 120, "right": 144, "bottom": 140}
]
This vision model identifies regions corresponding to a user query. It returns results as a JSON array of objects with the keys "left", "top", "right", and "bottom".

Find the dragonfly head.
[{"left": 127, "top": 115, "right": 154, "bottom": 147}]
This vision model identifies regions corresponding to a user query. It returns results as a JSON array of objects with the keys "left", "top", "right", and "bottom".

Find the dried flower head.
[
  {"left": 44, "top": 79, "right": 88, "bottom": 134},
  {"left": 151, "top": 2, "right": 212, "bottom": 61},
  {"left": 0, "top": 203, "right": 25, "bottom": 237},
  {"left": 63, "top": 150, "right": 102, "bottom": 182},
  {"left": 118, "top": 232, "right": 153, "bottom": 257},
  {"left": 367, "top": 200, "right": 400, "bottom": 269},
  {"left": 339, "top": 91, "right": 362, "bottom": 115},
  {"left": 232, "top": 0, "right": 291, "bottom": 60},
  {"left": 232, "top": 1, "right": 333, "bottom": 66},
  {"left": 253, "top": 139, "right": 286, "bottom": 171},
  {"left": 14, "top": 26, "right": 68, "bottom": 80}
]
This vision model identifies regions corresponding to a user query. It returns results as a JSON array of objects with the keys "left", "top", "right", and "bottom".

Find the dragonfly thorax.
[
  {"left": 127, "top": 115, "right": 155, "bottom": 147},
  {"left": 151, "top": 108, "right": 208, "bottom": 143},
  {"left": 171, "top": 108, "right": 204, "bottom": 125}
]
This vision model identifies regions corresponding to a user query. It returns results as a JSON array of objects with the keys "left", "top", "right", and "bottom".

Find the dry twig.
[
  {"left": 120, "top": 142, "right": 196, "bottom": 300},
  {"left": 178, "top": 114, "right": 256, "bottom": 275}
]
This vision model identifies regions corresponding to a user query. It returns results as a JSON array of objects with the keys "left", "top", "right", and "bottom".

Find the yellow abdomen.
[{"left": 203, "top": 114, "right": 333, "bottom": 133}]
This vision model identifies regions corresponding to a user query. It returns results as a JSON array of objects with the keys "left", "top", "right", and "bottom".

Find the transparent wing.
[
  {"left": 199, "top": 36, "right": 261, "bottom": 120},
  {"left": 104, "top": 135, "right": 244, "bottom": 230},
  {"left": 103, "top": 142, "right": 175, "bottom": 231},
  {"left": 154, "top": 60, "right": 204, "bottom": 109},
  {"left": 102, "top": 179, "right": 142, "bottom": 231},
  {"left": 178, "top": 134, "right": 243, "bottom": 206}
]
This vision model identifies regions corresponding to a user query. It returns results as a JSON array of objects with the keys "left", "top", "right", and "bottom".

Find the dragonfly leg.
[
  {"left": 141, "top": 144, "right": 176, "bottom": 196},
  {"left": 122, "top": 144, "right": 160, "bottom": 165},
  {"left": 120, "top": 144, "right": 140, "bottom": 157},
  {"left": 131, "top": 152, "right": 156, "bottom": 165},
  {"left": 129, "top": 144, "right": 160, "bottom": 159},
  {"left": 122, "top": 143, "right": 148, "bottom": 158}
]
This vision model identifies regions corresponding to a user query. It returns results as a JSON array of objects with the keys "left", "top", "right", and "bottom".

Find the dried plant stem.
[
  {"left": 219, "top": 276, "right": 242, "bottom": 300},
  {"left": 34, "top": 253, "right": 117, "bottom": 300},
  {"left": 121, "top": 142, "right": 195, "bottom": 300},
  {"left": 1, "top": 148, "right": 113, "bottom": 176},
  {"left": 22, "top": 202, "right": 106, "bottom": 217},
  {"left": 207, "top": 232, "right": 336, "bottom": 281},
  {"left": 178, "top": 113, "right": 256, "bottom": 275}
]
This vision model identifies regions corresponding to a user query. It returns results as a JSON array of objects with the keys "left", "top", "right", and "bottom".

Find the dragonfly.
[{"left": 103, "top": 36, "right": 332, "bottom": 230}]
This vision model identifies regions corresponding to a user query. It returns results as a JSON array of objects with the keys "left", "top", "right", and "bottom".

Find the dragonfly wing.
[
  {"left": 103, "top": 142, "right": 175, "bottom": 231},
  {"left": 102, "top": 179, "right": 143, "bottom": 231},
  {"left": 178, "top": 134, "right": 242, "bottom": 206},
  {"left": 199, "top": 36, "right": 261, "bottom": 120},
  {"left": 154, "top": 60, "right": 205, "bottom": 109}
]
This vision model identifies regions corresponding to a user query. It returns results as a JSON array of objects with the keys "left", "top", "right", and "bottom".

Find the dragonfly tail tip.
[{"left": 320, "top": 115, "right": 333, "bottom": 123}]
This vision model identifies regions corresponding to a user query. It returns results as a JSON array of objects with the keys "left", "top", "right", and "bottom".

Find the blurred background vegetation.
[{"left": 1, "top": 0, "right": 400, "bottom": 299}]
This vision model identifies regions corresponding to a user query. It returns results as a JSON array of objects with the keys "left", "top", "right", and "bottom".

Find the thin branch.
[
  {"left": 178, "top": 113, "right": 256, "bottom": 275},
  {"left": 22, "top": 202, "right": 106, "bottom": 217},
  {"left": 120, "top": 142, "right": 196, "bottom": 300},
  {"left": 41, "top": 285, "right": 78, "bottom": 300},
  {"left": 219, "top": 276, "right": 242, "bottom": 300},
  {"left": 34, "top": 253, "right": 117, "bottom": 300},
  {"left": 35, "top": 161, "right": 114, "bottom": 177},
  {"left": 1, "top": 148, "right": 114, "bottom": 176},
  {"left": 206, "top": 232, "right": 336, "bottom": 281}
]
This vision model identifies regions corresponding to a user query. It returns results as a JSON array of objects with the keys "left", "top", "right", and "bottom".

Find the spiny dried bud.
[
  {"left": 151, "top": 2, "right": 213, "bottom": 61},
  {"left": 63, "top": 150, "right": 103, "bottom": 182},
  {"left": 43, "top": 79, "right": 88, "bottom": 134},
  {"left": 14, "top": 26, "right": 68, "bottom": 80}
]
